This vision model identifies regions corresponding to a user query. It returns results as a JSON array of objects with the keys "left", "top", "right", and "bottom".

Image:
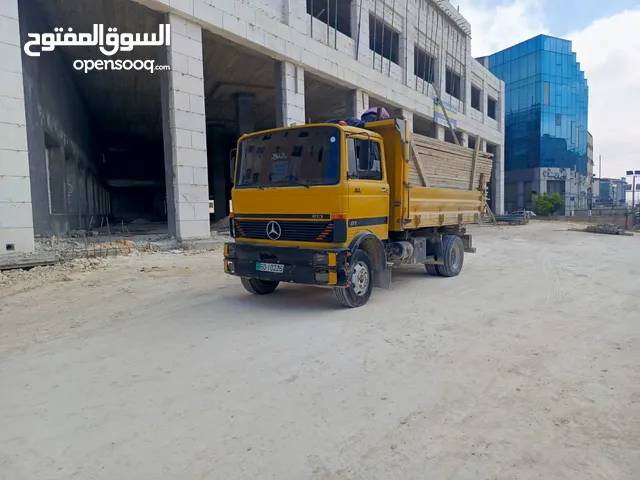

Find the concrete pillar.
[
  {"left": 209, "top": 128, "right": 228, "bottom": 222},
  {"left": 437, "top": 46, "right": 447, "bottom": 99},
  {"left": 460, "top": 132, "right": 469, "bottom": 148},
  {"left": 235, "top": 93, "right": 255, "bottom": 137},
  {"left": 401, "top": 109, "right": 414, "bottom": 132},
  {"left": 492, "top": 145, "right": 505, "bottom": 214},
  {"left": 482, "top": 91, "right": 489, "bottom": 125},
  {"left": 352, "top": 0, "right": 371, "bottom": 65},
  {"left": 160, "top": 13, "right": 210, "bottom": 240},
  {"left": 401, "top": 18, "right": 415, "bottom": 87},
  {"left": 463, "top": 36, "right": 472, "bottom": 114},
  {"left": 283, "top": 0, "right": 307, "bottom": 34},
  {"left": 436, "top": 125, "right": 446, "bottom": 141},
  {"left": 274, "top": 61, "right": 305, "bottom": 127},
  {"left": 0, "top": 0, "right": 34, "bottom": 254},
  {"left": 346, "top": 89, "right": 369, "bottom": 118}
]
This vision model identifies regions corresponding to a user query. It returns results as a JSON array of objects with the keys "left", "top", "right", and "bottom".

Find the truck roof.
[{"left": 239, "top": 122, "right": 386, "bottom": 142}]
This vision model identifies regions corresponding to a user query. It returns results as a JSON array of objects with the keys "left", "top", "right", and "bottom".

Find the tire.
[
  {"left": 425, "top": 264, "right": 441, "bottom": 276},
  {"left": 436, "top": 235, "right": 464, "bottom": 277},
  {"left": 241, "top": 278, "right": 279, "bottom": 295},
  {"left": 334, "top": 249, "right": 374, "bottom": 308}
]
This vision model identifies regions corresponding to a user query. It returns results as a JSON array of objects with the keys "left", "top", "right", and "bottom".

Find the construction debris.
[
  {"left": 0, "top": 257, "right": 107, "bottom": 294},
  {"left": 570, "top": 223, "right": 634, "bottom": 236}
]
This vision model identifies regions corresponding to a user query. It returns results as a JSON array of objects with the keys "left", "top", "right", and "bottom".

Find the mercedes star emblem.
[{"left": 266, "top": 221, "right": 282, "bottom": 240}]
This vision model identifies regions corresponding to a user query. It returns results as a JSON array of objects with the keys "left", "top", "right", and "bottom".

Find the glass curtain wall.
[{"left": 487, "top": 35, "right": 589, "bottom": 175}]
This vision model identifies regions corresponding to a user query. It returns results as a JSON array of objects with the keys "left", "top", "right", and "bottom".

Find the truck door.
[{"left": 346, "top": 136, "right": 390, "bottom": 241}]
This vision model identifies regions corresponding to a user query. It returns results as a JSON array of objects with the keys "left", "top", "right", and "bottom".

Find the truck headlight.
[{"left": 224, "top": 243, "right": 236, "bottom": 258}]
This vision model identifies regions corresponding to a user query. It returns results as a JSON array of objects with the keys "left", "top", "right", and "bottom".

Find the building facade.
[
  {"left": 587, "top": 132, "right": 594, "bottom": 179},
  {"left": 478, "top": 34, "right": 588, "bottom": 214},
  {"left": 0, "top": 0, "right": 505, "bottom": 255}
]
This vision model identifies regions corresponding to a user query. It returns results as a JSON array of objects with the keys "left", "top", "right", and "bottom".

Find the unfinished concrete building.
[{"left": 0, "top": 0, "right": 505, "bottom": 255}]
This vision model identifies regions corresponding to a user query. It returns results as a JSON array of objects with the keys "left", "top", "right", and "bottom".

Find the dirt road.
[{"left": 1, "top": 222, "right": 639, "bottom": 479}]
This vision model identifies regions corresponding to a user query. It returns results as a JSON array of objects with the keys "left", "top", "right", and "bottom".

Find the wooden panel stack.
[{"left": 409, "top": 132, "right": 494, "bottom": 191}]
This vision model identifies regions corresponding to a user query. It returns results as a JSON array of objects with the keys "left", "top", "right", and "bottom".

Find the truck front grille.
[{"left": 233, "top": 219, "right": 335, "bottom": 243}]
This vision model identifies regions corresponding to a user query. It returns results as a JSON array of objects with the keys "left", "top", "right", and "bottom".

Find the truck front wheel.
[
  {"left": 334, "top": 249, "right": 374, "bottom": 308},
  {"left": 241, "top": 278, "right": 279, "bottom": 295},
  {"left": 436, "top": 235, "right": 464, "bottom": 277}
]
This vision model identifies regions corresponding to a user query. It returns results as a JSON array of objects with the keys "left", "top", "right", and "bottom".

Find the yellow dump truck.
[{"left": 223, "top": 117, "right": 493, "bottom": 307}]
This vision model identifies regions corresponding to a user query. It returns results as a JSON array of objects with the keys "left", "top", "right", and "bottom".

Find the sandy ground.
[{"left": 1, "top": 221, "right": 639, "bottom": 480}]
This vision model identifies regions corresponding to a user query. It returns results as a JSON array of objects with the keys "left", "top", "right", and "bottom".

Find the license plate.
[{"left": 256, "top": 262, "right": 284, "bottom": 274}]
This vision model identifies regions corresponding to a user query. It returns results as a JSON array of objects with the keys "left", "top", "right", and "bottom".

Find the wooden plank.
[
  {"left": 408, "top": 131, "right": 495, "bottom": 192},
  {"left": 469, "top": 135, "right": 480, "bottom": 190},
  {"left": 410, "top": 140, "right": 427, "bottom": 186}
]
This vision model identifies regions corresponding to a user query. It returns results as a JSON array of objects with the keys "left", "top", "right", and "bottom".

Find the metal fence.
[{"left": 569, "top": 208, "right": 632, "bottom": 217}]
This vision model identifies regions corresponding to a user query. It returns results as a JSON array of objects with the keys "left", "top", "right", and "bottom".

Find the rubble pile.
[
  {"left": 583, "top": 223, "right": 631, "bottom": 235},
  {"left": 0, "top": 258, "right": 107, "bottom": 294}
]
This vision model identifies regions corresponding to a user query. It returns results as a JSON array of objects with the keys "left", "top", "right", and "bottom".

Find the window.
[
  {"left": 543, "top": 81, "right": 550, "bottom": 105},
  {"left": 575, "top": 127, "right": 579, "bottom": 148},
  {"left": 347, "top": 138, "right": 383, "bottom": 181},
  {"left": 445, "top": 69, "right": 462, "bottom": 100},
  {"left": 555, "top": 114, "right": 562, "bottom": 126},
  {"left": 369, "top": 14, "right": 400, "bottom": 65},
  {"left": 307, "top": 0, "right": 353, "bottom": 38},
  {"left": 471, "top": 85, "right": 482, "bottom": 111},
  {"left": 414, "top": 46, "right": 435, "bottom": 84},
  {"left": 487, "top": 97, "right": 497, "bottom": 120},
  {"left": 468, "top": 135, "right": 476, "bottom": 150}
]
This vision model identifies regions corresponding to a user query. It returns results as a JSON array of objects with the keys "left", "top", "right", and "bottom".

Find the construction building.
[
  {"left": 0, "top": 0, "right": 505, "bottom": 256},
  {"left": 478, "top": 34, "right": 588, "bottom": 214}
]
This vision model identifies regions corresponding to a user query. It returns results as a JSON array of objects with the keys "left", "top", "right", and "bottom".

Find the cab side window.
[{"left": 347, "top": 138, "right": 383, "bottom": 181}]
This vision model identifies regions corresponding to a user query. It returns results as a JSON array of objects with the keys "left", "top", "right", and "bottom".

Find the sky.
[{"left": 453, "top": 0, "right": 640, "bottom": 181}]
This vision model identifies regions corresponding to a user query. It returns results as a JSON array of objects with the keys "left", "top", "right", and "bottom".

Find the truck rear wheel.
[
  {"left": 241, "top": 278, "right": 279, "bottom": 295},
  {"left": 436, "top": 235, "right": 464, "bottom": 277},
  {"left": 425, "top": 264, "right": 440, "bottom": 276},
  {"left": 334, "top": 249, "right": 373, "bottom": 308}
]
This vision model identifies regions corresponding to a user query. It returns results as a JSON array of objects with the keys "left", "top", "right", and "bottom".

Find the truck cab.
[{"left": 224, "top": 118, "right": 487, "bottom": 308}]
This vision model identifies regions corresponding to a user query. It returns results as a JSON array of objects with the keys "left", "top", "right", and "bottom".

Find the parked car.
[{"left": 511, "top": 210, "right": 536, "bottom": 217}]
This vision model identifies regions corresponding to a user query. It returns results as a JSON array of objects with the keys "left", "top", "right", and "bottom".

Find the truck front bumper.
[{"left": 223, "top": 243, "right": 351, "bottom": 287}]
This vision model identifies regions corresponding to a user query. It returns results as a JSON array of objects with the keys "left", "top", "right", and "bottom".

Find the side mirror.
[{"left": 229, "top": 148, "right": 237, "bottom": 184}]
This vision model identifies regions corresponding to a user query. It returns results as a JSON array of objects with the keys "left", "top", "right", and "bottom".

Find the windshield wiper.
[{"left": 287, "top": 180, "right": 311, "bottom": 189}]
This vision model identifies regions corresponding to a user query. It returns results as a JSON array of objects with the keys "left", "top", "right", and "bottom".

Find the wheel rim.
[
  {"left": 450, "top": 245, "right": 461, "bottom": 270},
  {"left": 351, "top": 261, "right": 370, "bottom": 296}
]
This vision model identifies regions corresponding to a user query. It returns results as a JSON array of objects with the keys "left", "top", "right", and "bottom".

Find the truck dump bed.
[
  {"left": 367, "top": 119, "right": 493, "bottom": 232},
  {"left": 405, "top": 132, "right": 493, "bottom": 230},
  {"left": 409, "top": 133, "right": 494, "bottom": 191}
]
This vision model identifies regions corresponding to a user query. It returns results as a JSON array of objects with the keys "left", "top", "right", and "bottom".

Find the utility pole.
[{"left": 598, "top": 154, "right": 602, "bottom": 179}]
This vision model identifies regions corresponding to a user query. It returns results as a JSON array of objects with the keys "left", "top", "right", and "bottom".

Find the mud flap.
[
  {"left": 461, "top": 234, "right": 476, "bottom": 253},
  {"left": 375, "top": 266, "right": 392, "bottom": 289}
]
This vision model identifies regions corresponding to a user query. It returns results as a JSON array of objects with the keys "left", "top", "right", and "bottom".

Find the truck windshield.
[{"left": 235, "top": 126, "right": 341, "bottom": 189}]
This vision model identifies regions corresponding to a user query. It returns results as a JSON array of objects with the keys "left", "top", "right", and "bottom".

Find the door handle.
[
  {"left": 380, "top": 188, "right": 388, "bottom": 193},
  {"left": 354, "top": 188, "right": 361, "bottom": 193}
]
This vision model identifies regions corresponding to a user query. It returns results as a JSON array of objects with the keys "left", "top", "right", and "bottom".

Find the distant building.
[
  {"left": 587, "top": 132, "right": 594, "bottom": 179},
  {"left": 594, "top": 177, "right": 627, "bottom": 206},
  {"left": 478, "top": 34, "right": 589, "bottom": 214}
]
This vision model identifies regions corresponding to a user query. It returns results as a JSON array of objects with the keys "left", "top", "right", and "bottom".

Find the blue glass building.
[{"left": 479, "top": 35, "right": 589, "bottom": 212}]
